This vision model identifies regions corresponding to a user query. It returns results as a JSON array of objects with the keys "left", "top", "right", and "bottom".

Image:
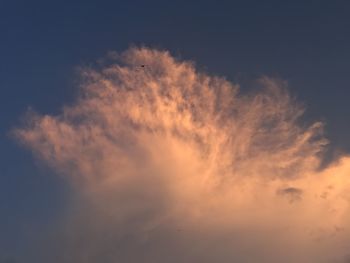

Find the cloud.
[
  {"left": 14, "top": 47, "right": 350, "bottom": 262},
  {"left": 277, "top": 187, "right": 303, "bottom": 203}
]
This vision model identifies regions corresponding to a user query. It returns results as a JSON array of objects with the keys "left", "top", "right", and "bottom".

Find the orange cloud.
[{"left": 15, "top": 47, "right": 350, "bottom": 263}]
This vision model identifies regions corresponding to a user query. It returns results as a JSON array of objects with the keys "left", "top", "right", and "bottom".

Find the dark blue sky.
[{"left": 1, "top": 0, "right": 350, "bottom": 261}]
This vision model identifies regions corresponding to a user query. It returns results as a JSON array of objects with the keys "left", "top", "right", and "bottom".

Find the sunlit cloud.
[{"left": 15, "top": 47, "right": 350, "bottom": 263}]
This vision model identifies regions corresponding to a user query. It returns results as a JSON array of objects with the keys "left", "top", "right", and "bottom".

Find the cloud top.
[{"left": 15, "top": 47, "right": 350, "bottom": 263}]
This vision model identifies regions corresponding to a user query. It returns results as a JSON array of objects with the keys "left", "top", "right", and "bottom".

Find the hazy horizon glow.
[{"left": 15, "top": 47, "right": 350, "bottom": 263}]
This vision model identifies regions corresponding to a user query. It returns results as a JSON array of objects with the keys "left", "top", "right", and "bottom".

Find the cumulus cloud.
[{"left": 15, "top": 47, "right": 350, "bottom": 262}]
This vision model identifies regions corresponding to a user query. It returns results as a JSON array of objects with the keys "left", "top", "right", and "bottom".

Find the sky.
[{"left": 1, "top": 1, "right": 350, "bottom": 262}]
